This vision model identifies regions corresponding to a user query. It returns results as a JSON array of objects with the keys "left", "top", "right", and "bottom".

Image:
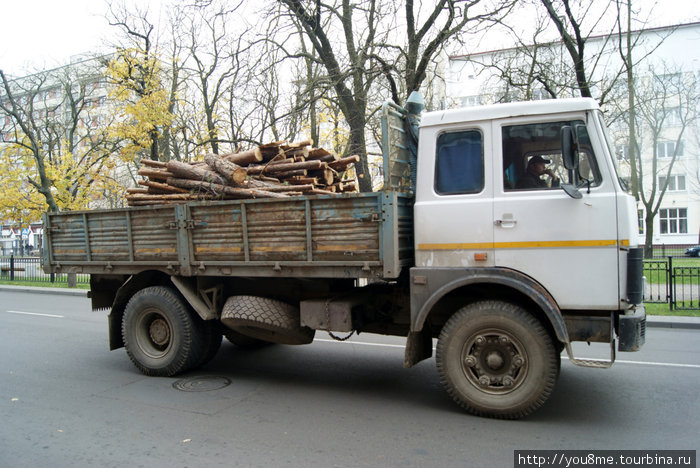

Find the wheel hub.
[
  {"left": 149, "top": 318, "right": 170, "bottom": 346},
  {"left": 463, "top": 330, "right": 527, "bottom": 394},
  {"left": 485, "top": 351, "right": 504, "bottom": 370}
]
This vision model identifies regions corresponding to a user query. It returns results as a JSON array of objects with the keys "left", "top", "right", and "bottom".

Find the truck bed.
[{"left": 42, "top": 191, "right": 413, "bottom": 280}]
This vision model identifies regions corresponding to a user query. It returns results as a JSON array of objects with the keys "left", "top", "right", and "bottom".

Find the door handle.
[{"left": 495, "top": 219, "right": 517, "bottom": 228}]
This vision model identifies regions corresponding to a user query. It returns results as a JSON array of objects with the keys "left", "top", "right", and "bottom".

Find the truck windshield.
[{"left": 596, "top": 110, "right": 632, "bottom": 194}]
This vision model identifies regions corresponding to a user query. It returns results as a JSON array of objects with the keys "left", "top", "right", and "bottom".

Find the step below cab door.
[{"left": 493, "top": 114, "right": 620, "bottom": 310}]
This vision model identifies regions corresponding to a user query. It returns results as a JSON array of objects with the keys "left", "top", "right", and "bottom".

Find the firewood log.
[
  {"left": 246, "top": 159, "right": 324, "bottom": 175},
  {"left": 308, "top": 167, "right": 335, "bottom": 186},
  {"left": 204, "top": 154, "right": 248, "bottom": 185},
  {"left": 331, "top": 181, "right": 358, "bottom": 192},
  {"left": 285, "top": 176, "right": 318, "bottom": 185},
  {"left": 167, "top": 177, "right": 288, "bottom": 199},
  {"left": 308, "top": 188, "right": 336, "bottom": 195},
  {"left": 307, "top": 148, "right": 337, "bottom": 161},
  {"left": 223, "top": 147, "right": 263, "bottom": 165},
  {"left": 269, "top": 169, "right": 308, "bottom": 179},
  {"left": 126, "top": 188, "right": 149, "bottom": 194},
  {"left": 137, "top": 168, "right": 175, "bottom": 180},
  {"left": 138, "top": 179, "right": 190, "bottom": 194},
  {"left": 258, "top": 141, "right": 286, "bottom": 160},
  {"left": 328, "top": 155, "right": 360, "bottom": 171},
  {"left": 126, "top": 193, "right": 215, "bottom": 201},
  {"left": 166, "top": 160, "right": 226, "bottom": 186},
  {"left": 140, "top": 159, "right": 168, "bottom": 168}
]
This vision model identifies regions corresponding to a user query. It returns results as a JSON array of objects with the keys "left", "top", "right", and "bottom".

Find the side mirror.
[
  {"left": 561, "top": 125, "right": 579, "bottom": 171},
  {"left": 560, "top": 125, "right": 582, "bottom": 199}
]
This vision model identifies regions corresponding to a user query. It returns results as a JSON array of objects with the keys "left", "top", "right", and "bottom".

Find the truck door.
[
  {"left": 493, "top": 117, "right": 620, "bottom": 310},
  {"left": 414, "top": 124, "right": 494, "bottom": 268}
]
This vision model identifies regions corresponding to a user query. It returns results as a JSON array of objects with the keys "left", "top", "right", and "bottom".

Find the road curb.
[
  {"left": 0, "top": 284, "right": 88, "bottom": 297},
  {"left": 646, "top": 316, "right": 700, "bottom": 330}
]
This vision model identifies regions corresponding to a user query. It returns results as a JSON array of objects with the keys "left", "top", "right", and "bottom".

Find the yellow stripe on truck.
[{"left": 418, "top": 239, "right": 629, "bottom": 250}]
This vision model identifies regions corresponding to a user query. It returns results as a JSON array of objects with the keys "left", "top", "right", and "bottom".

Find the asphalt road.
[{"left": 1, "top": 289, "right": 698, "bottom": 467}]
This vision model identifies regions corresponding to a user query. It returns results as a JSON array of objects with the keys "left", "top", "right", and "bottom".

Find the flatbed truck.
[{"left": 42, "top": 94, "right": 646, "bottom": 418}]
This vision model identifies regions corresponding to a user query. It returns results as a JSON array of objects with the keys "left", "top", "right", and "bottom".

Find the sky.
[
  {"left": 1, "top": 0, "right": 700, "bottom": 77},
  {"left": 0, "top": 0, "right": 110, "bottom": 76}
]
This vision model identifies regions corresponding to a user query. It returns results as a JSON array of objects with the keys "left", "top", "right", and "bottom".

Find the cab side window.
[
  {"left": 502, "top": 120, "right": 601, "bottom": 191},
  {"left": 435, "top": 130, "right": 484, "bottom": 195}
]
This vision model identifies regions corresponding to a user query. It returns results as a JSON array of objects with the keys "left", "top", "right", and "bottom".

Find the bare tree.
[
  {"left": 632, "top": 68, "right": 699, "bottom": 257},
  {"left": 181, "top": 1, "right": 252, "bottom": 154},
  {"left": 276, "top": 0, "right": 513, "bottom": 191},
  {"left": 275, "top": 0, "right": 383, "bottom": 191}
]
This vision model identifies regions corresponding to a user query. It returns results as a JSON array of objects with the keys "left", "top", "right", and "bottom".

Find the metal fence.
[
  {"left": 0, "top": 255, "right": 89, "bottom": 286},
  {"left": 649, "top": 244, "right": 699, "bottom": 259},
  {"left": 643, "top": 257, "right": 700, "bottom": 311}
]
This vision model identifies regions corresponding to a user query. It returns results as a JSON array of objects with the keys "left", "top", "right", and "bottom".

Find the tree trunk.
[
  {"left": 644, "top": 213, "right": 655, "bottom": 258},
  {"left": 347, "top": 114, "right": 371, "bottom": 192}
]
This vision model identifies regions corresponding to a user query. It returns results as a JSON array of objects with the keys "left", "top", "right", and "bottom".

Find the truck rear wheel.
[
  {"left": 436, "top": 301, "right": 559, "bottom": 419},
  {"left": 221, "top": 295, "right": 314, "bottom": 345},
  {"left": 197, "top": 320, "right": 223, "bottom": 367},
  {"left": 122, "top": 286, "right": 205, "bottom": 376}
]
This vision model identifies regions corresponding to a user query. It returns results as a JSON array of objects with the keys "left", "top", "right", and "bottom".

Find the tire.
[
  {"left": 197, "top": 320, "right": 223, "bottom": 367},
  {"left": 223, "top": 329, "right": 274, "bottom": 349},
  {"left": 436, "top": 301, "right": 560, "bottom": 419},
  {"left": 122, "top": 286, "right": 206, "bottom": 377},
  {"left": 221, "top": 295, "right": 314, "bottom": 345}
]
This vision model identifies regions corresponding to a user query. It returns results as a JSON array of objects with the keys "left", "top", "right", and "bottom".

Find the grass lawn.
[
  {"left": 0, "top": 279, "right": 90, "bottom": 289},
  {"left": 644, "top": 302, "right": 700, "bottom": 317},
  {"left": 644, "top": 258, "right": 700, "bottom": 284}
]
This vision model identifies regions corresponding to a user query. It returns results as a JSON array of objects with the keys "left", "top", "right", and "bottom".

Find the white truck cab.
[
  {"left": 414, "top": 99, "right": 639, "bottom": 310},
  {"left": 407, "top": 97, "right": 645, "bottom": 417}
]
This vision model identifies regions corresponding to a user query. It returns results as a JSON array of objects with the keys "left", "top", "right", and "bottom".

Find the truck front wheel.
[
  {"left": 122, "top": 286, "right": 205, "bottom": 376},
  {"left": 436, "top": 301, "right": 560, "bottom": 419}
]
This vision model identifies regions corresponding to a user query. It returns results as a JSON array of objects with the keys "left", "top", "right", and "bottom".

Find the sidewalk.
[
  {"left": 1, "top": 284, "right": 699, "bottom": 329},
  {"left": 0, "top": 284, "right": 88, "bottom": 297},
  {"left": 646, "top": 315, "right": 700, "bottom": 330}
]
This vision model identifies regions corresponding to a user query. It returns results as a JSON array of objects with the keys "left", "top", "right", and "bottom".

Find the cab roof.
[{"left": 420, "top": 98, "right": 600, "bottom": 128}]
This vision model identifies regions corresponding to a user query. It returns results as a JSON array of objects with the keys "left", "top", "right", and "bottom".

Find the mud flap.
[{"left": 404, "top": 329, "right": 433, "bottom": 368}]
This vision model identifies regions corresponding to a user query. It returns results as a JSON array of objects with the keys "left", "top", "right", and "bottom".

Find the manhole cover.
[{"left": 172, "top": 375, "right": 231, "bottom": 392}]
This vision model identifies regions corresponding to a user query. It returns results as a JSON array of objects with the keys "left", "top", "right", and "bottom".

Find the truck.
[{"left": 42, "top": 93, "right": 646, "bottom": 419}]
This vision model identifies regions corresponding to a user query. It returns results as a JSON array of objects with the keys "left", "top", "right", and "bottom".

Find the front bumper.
[{"left": 618, "top": 304, "right": 646, "bottom": 352}]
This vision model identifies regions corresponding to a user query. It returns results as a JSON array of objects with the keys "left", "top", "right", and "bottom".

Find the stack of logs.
[{"left": 125, "top": 140, "right": 360, "bottom": 206}]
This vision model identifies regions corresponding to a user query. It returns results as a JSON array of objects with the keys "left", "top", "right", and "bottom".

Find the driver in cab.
[{"left": 517, "top": 155, "right": 560, "bottom": 189}]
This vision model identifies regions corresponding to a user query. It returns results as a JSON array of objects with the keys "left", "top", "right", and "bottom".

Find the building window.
[
  {"left": 460, "top": 95, "right": 483, "bottom": 107},
  {"left": 657, "top": 141, "right": 684, "bottom": 158},
  {"left": 658, "top": 175, "right": 686, "bottom": 192},
  {"left": 657, "top": 106, "right": 681, "bottom": 126},
  {"left": 659, "top": 208, "right": 687, "bottom": 234},
  {"left": 616, "top": 144, "right": 629, "bottom": 161},
  {"left": 435, "top": 130, "right": 484, "bottom": 195}
]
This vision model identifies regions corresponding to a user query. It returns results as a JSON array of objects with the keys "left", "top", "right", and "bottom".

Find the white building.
[
  {"left": 0, "top": 222, "right": 42, "bottom": 256},
  {"left": 446, "top": 22, "right": 700, "bottom": 247}
]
